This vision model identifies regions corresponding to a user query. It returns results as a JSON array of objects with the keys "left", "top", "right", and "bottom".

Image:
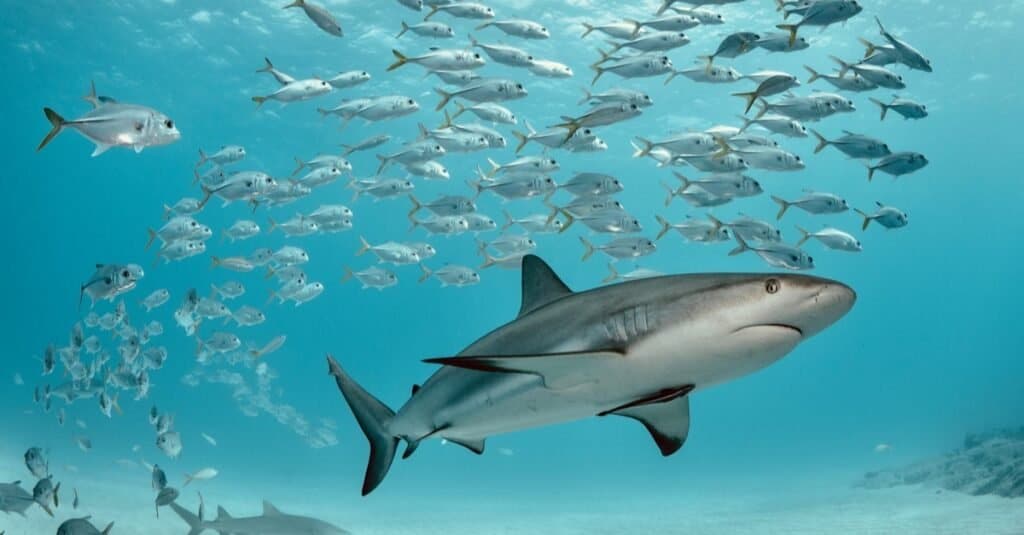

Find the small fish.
[
  {"left": 865, "top": 152, "right": 928, "bottom": 181},
  {"left": 603, "top": 264, "right": 664, "bottom": 283},
  {"left": 397, "top": 20, "right": 454, "bottom": 38},
  {"left": 795, "top": 226, "right": 862, "bottom": 252},
  {"left": 729, "top": 234, "right": 815, "bottom": 271},
  {"left": 156, "top": 431, "right": 183, "bottom": 459},
  {"left": 32, "top": 476, "right": 60, "bottom": 517},
  {"left": 283, "top": 0, "right": 343, "bottom": 37},
  {"left": 196, "top": 332, "right": 242, "bottom": 355},
  {"left": 341, "top": 266, "right": 398, "bottom": 290},
  {"left": 326, "top": 70, "right": 371, "bottom": 89},
  {"left": 75, "top": 436, "right": 92, "bottom": 452},
  {"left": 201, "top": 433, "right": 218, "bottom": 447},
  {"left": 249, "top": 335, "right": 286, "bottom": 359},
  {"left": 25, "top": 447, "right": 48, "bottom": 478},
  {"left": 418, "top": 265, "right": 480, "bottom": 287},
  {"left": 230, "top": 306, "right": 266, "bottom": 327},
  {"left": 341, "top": 134, "right": 391, "bottom": 156},
  {"left": 196, "top": 145, "right": 245, "bottom": 168},
  {"left": 210, "top": 281, "right": 246, "bottom": 300},
  {"left": 855, "top": 202, "right": 908, "bottom": 231},
  {"left": 655, "top": 215, "right": 730, "bottom": 243},
  {"left": 771, "top": 193, "right": 848, "bottom": 219},
  {"left": 223, "top": 220, "right": 261, "bottom": 242},
  {"left": 183, "top": 468, "right": 219, "bottom": 486},
  {"left": 580, "top": 236, "right": 656, "bottom": 262},
  {"left": 56, "top": 517, "right": 112, "bottom": 535},
  {"left": 38, "top": 81, "right": 180, "bottom": 156},
  {"left": 140, "top": 289, "right": 171, "bottom": 312},
  {"left": 869, "top": 95, "right": 928, "bottom": 121}
]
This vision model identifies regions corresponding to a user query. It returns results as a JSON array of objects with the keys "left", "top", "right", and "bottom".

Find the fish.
[
  {"left": 580, "top": 236, "right": 656, "bottom": 261},
  {"left": 196, "top": 145, "right": 245, "bottom": 168},
  {"left": 38, "top": 82, "right": 180, "bottom": 156},
  {"left": 796, "top": 226, "right": 862, "bottom": 252},
  {"left": 419, "top": 265, "right": 481, "bottom": 287},
  {"left": 425, "top": 2, "right": 495, "bottom": 20},
  {"left": 810, "top": 129, "right": 891, "bottom": 158},
  {"left": 476, "top": 19, "right": 549, "bottom": 39},
  {"left": 183, "top": 468, "right": 219, "bottom": 486},
  {"left": 869, "top": 95, "right": 928, "bottom": 121},
  {"left": 283, "top": 0, "right": 343, "bottom": 37},
  {"left": 25, "top": 447, "right": 48, "bottom": 478},
  {"left": 771, "top": 192, "right": 849, "bottom": 219},
  {"left": 356, "top": 237, "right": 422, "bottom": 265},
  {"left": 699, "top": 32, "right": 761, "bottom": 69},
  {"left": 804, "top": 66, "right": 877, "bottom": 92},
  {"left": 56, "top": 517, "right": 113, "bottom": 535},
  {"left": 326, "top": 71, "right": 371, "bottom": 89},
  {"left": 580, "top": 21, "right": 642, "bottom": 40},
  {"left": 32, "top": 476, "right": 59, "bottom": 517},
  {"left": 223, "top": 220, "right": 262, "bottom": 242},
  {"left": 602, "top": 264, "right": 664, "bottom": 283},
  {"left": 327, "top": 255, "right": 854, "bottom": 494},
  {"left": 341, "top": 134, "right": 391, "bottom": 156},
  {"left": 170, "top": 500, "right": 351, "bottom": 535},
  {"left": 855, "top": 202, "right": 908, "bottom": 231},
  {"left": 152, "top": 464, "right": 168, "bottom": 491},
  {"left": 157, "top": 431, "right": 183, "bottom": 459},
  {"left": 341, "top": 266, "right": 398, "bottom": 290},
  {"left": 591, "top": 54, "right": 674, "bottom": 86},
  {"left": 729, "top": 235, "right": 816, "bottom": 271},
  {"left": 865, "top": 152, "right": 929, "bottom": 181},
  {"left": 202, "top": 433, "right": 218, "bottom": 446},
  {"left": 468, "top": 34, "right": 533, "bottom": 67},
  {"left": 0, "top": 480, "right": 35, "bottom": 516},
  {"left": 387, "top": 48, "right": 485, "bottom": 72},
  {"left": 655, "top": 215, "right": 730, "bottom": 243},
  {"left": 777, "top": 0, "right": 863, "bottom": 45},
  {"left": 250, "top": 335, "right": 286, "bottom": 359},
  {"left": 829, "top": 56, "right": 905, "bottom": 89},
  {"left": 155, "top": 487, "right": 179, "bottom": 517},
  {"left": 256, "top": 57, "right": 296, "bottom": 85},
  {"left": 874, "top": 16, "right": 932, "bottom": 72},
  {"left": 397, "top": 21, "right": 454, "bottom": 39},
  {"left": 140, "top": 289, "right": 171, "bottom": 312},
  {"left": 252, "top": 79, "right": 333, "bottom": 108}
]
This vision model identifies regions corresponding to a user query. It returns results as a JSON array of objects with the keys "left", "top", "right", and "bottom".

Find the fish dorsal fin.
[
  {"left": 217, "top": 506, "right": 233, "bottom": 520},
  {"left": 518, "top": 255, "right": 572, "bottom": 318},
  {"left": 262, "top": 500, "right": 282, "bottom": 516}
]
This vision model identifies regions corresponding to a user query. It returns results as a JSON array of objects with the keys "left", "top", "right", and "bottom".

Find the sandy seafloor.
[{"left": 3, "top": 451, "right": 1022, "bottom": 535}]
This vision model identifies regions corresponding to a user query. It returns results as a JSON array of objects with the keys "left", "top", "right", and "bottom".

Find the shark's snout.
[{"left": 795, "top": 280, "right": 856, "bottom": 338}]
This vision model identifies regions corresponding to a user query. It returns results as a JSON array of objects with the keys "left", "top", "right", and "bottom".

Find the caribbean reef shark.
[{"left": 329, "top": 254, "right": 855, "bottom": 495}]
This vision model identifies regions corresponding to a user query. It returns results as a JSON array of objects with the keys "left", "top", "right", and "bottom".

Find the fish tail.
[
  {"left": 375, "top": 154, "right": 390, "bottom": 175},
  {"left": 732, "top": 91, "right": 759, "bottom": 115},
  {"left": 776, "top": 23, "right": 798, "bottom": 47},
  {"left": 735, "top": 114, "right": 754, "bottom": 133},
  {"left": 251, "top": 96, "right": 267, "bottom": 108},
  {"left": 397, "top": 21, "right": 409, "bottom": 38},
  {"left": 577, "top": 87, "right": 592, "bottom": 106},
  {"left": 387, "top": 49, "right": 408, "bottom": 71},
  {"left": 601, "top": 263, "right": 619, "bottom": 284},
  {"left": 655, "top": 215, "right": 671, "bottom": 241},
  {"left": 728, "top": 233, "right": 750, "bottom": 257},
  {"left": 579, "top": 236, "right": 596, "bottom": 262},
  {"left": 101, "top": 522, "right": 114, "bottom": 535},
  {"left": 326, "top": 355, "right": 399, "bottom": 496},
  {"left": 589, "top": 65, "right": 605, "bottom": 87},
  {"left": 803, "top": 65, "right": 820, "bottom": 84},
  {"left": 829, "top": 55, "right": 850, "bottom": 78},
  {"left": 672, "top": 171, "right": 691, "bottom": 191},
  {"left": 660, "top": 181, "right": 678, "bottom": 208},
  {"left": 406, "top": 212, "right": 420, "bottom": 232},
  {"left": 858, "top": 37, "right": 877, "bottom": 59},
  {"left": 558, "top": 210, "right": 574, "bottom": 234},
  {"left": 356, "top": 236, "right": 371, "bottom": 256},
  {"left": 664, "top": 70, "right": 680, "bottom": 86},
  {"left": 418, "top": 264, "right": 431, "bottom": 284},
  {"left": 408, "top": 194, "right": 422, "bottom": 217},
  {"left": 145, "top": 229, "right": 157, "bottom": 250},
  {"left": 754, "top": 98, "right": 769, "bottom": 120},
  {"left": 810, "top": 129, "right": 829, "bottom": 154},
  {"left": 475, "top": 21, "right": 492, "bottom": 31},
  {"left": 424, "top": 5, "right": 440, "bottom": 21},
  {"left": 256, "top": 57, "right": 274, "bottom": 73},
  {"left": 290, "top": 156, "right": 305, "bottom": 177},
  {"left": 439, "top": 109, "right": 454, "bottom": 130},
  {"left": 511, "top": 130, "right": 529, "bottom": 154},
  {"left": 855, "top": 208, "right": 872, "bottom": 230},
  {"left": 500, "top": 209, "right": 514, "bottom": 231},
  {"left": 37, "top": 108, "right": 66, "bottom": 152},
  {"left": 633, "top": 137, "right": 655, "bottom": 158},
  {"left": 655, "top": 0, "right": 672, "bottom": 15},
  {"left": 267, "top": 217, "right": 277, "bottom": 233},
  {"left": 869, "top": 97, "right": 888, "bottom": 120},
  {"left": 434, "top": 87, "right": 453, "bottom": 111},
  {"left": 340, "top": 266, "right": 354, "bottom": 284},
  {"left": 770, "top": 195, "right": 790, "bottom": 220},
  {"left": 773, "top": 0, "right": 785, "bottom": 11},
  {"left": 451, "top": 101, "right": 467, "bottom": 120},
  {"left": 580, "top": 22, "right": 595, "bottom": 38},
  {"left": 795, "top": 225, "right": 811, "bottom": 247},
  {"left": 195, "top": 148, "right": 208, "bottom": 169}
]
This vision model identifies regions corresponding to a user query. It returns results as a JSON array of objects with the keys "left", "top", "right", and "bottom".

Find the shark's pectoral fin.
[
  {"left": 600, "top": 385, "right": 694, "bottom": 457},
  {"left": 446, "top": 437, "right": 486, "bottom": 455},
  {"left": 424, "top": 348, "right": 626, "bottom": 390}
]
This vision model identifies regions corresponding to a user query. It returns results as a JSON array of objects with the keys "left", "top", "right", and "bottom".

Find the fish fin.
[
  {"left": 37, "top": 108, "right": 66, "bottom": 152},
  {"left": 417, "top": 264, "right": 431, "bottom": 283},
  {"left": 803, "top": 65, "right": 820, "bottom": 84},
  {"left": 732, "top": 91, "right": 759, "bottom": 115},
  {"left": 356, "top": 236, "right": 371, "bottom": 256},
  {"left": 500, "top": 209, "right": 514, "bottom": 231},
  {"left": 810, "top": 129, "right": 829, "bottom": 154},
  {"left": 517, "top": 255, "right": 572, "bottom": 317},
  {"left": 396, "top": 21, "right": 409, "bottom": 38},
  {"left": 91, "top": 143, "right": 112, "bottom": 157},
  {"left": 424, "top": 5, "right": 439, "bottom": 20},
  {"left": 728, "top": 233, "right": 750, "bottom": 256},
  {"left": 290, "top": 156, "right": 305, "bottom": 177},
  {"left": 829, "top": 55, "right": 851, "bottom": 78},
  {"left": 579, "top": 236, "right": 595, "bottom": 262},
  {"left": 251, "top": 96, "right": 267, "bottom": 108},
  {"left": 855, "top": 208, "right": 872, "bottom": 230},
  {"left": 776, "top": 23, "right": 798, "bottom": 47},
  {"left": 589, "top": 65, "right": 604, "bottom": 87},
  {"left": 434, "top": 87, "right": 453, "bottom": 112},
  {"left": 425, "top": 349, "right": 627, "bottom": 390},
  {"left": 795, "top": 225, "right": 811, "bottom": 247},
  {"left": 447, "top": 437, "right": 485, "bottom": 455},
  {"left": 770, "top": 195, "right": 790, "bottom": 220},
  {"left": 388, "top": 49, "right": 408, "bottom": 72},
  {"left": 580, "top": 22, "right": 594, "bottom": 38},
  {"left": 576, "top": 87, "right": 592, "bottom": 106},
  {"left": 511, "top": 130, "right": 529, "bottom": 154},
  {"left": 869, "top": 97, "right": 888, "bottom": 120},
  {"left": 600, "top": 386, "right": 693, "bottom": 456},
  {"left": 601, "top": 262, "right": 619, "bottom": 284},
  {"left": 216, "top": 506, "right": 233, "bottom": 520},
  {"left": 262, "top": 500, "right": 282, "bottom": 516},
  {"left": 655, "top": 215, "right": 671, "bottom": 241},
  {"left": 82, "top": 80, "right": 100, "bottom": 108},
  {"left": 660, "top": 181, "right": 677, "bottom": 208},
  {"left": 145, "top": 229, "right": 158, "bottom": 250},
  {"left": 326, "top": 355, "right": 398, "bottom": 496}
]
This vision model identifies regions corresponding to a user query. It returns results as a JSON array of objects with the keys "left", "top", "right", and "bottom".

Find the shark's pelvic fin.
[
  {"left": 518, "top": 255, "right": 573, "bottom": 318},
  {"left": 447, "top": 437, "right": 486, "bottom": 455},
  {"left": 425, "top": 349, "right": 626, "bottom": 390},
  {"left": 601, "top": 385, "right": 694, "bottom": 457}
]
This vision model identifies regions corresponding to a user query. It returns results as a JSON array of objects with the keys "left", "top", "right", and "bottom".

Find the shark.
[
  {"left": 169, "top": 500, "right": 350, "bottom": 535},
  {"left": 329, "top": 254, "right": 855, "bottom": 495}
]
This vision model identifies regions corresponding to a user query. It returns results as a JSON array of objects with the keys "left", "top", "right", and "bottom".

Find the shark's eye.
[{"left": 765, "top": 279, "right": 780, "bottom": 294}]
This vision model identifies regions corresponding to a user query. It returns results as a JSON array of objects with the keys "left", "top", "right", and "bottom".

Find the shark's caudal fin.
[
  {"left": 169, "top": 501, "right": 206, "bottom": 535},
  {"left": 327, "top": 355, "right": 398, "bottom": 496}
]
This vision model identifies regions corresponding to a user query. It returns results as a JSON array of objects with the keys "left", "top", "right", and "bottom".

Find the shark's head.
[{"left": 723, "top": 275, "right": 856, "bottom": 340}]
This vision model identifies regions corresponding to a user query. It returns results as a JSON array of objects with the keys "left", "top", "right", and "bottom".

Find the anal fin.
[{"left": 600, "top": 385, "right": 694, "bottom": 457}]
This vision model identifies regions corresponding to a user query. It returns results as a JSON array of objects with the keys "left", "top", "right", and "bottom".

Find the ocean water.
[{"left": 3, "top": 0, "right": 1023, "bottom": 533}]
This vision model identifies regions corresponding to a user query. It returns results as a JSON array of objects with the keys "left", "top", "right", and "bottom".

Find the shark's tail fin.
[
  {"left": 327, "top": 355, "right": 398, "bottom": 496},
  {"left": 169, "top": 501, "right": 205, "bottom": 535}
]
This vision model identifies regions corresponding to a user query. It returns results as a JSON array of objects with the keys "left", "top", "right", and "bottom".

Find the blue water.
[{"left": 3, "top": 1, "right": 1022, "bottom": 533}]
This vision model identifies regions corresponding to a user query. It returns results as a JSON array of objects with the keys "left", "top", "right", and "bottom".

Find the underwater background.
[{"left": 2, "top": 0, "right": 1023, "bottom": 533}]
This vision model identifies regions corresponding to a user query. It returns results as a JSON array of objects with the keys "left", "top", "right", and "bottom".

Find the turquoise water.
[{"left": 3, "top": 1, "right": 1023, "bottom": 533}]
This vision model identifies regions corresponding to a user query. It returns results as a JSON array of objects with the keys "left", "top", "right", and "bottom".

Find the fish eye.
[
  {"left": 362, "top": 71, "right": 368, "bottom": 76},
  {"left": 408, "top": 99, "right": 414, "bottom": 105},
  {"left": 164, "top": 120, "right": 174, "bottom": 129},
  {"left": 474, "top": 53, "right": 481, "bottom": 59},
  {"left": 122, "top": 270, "right": 130, "bottom": 278}
]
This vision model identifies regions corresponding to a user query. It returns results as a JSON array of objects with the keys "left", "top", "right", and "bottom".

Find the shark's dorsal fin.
[
  {"left": 518, "top": 255, "right": 572, "bottom": 318},
  {"left": 216, "top": 506, "right": 233, "bottom": 520},
  {"left": 262, "top": 501, "right": 282, "bottom": 516},
  {"left": 600, "top": 385, "right": 694, "bottom": 457}
]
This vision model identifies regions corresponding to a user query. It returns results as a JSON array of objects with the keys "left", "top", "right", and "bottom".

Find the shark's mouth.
[{"left": 734, "top": 323, "right": 804, "bottom": 337}]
